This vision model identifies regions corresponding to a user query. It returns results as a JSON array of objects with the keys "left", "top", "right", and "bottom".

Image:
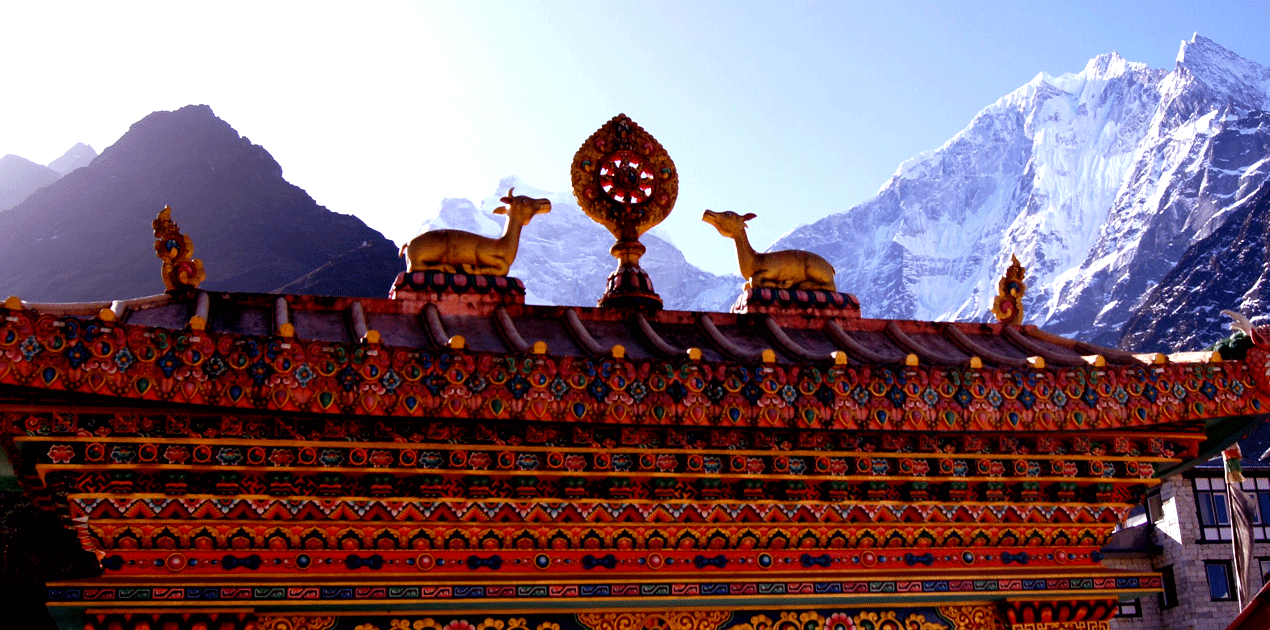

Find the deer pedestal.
[
  {"left": 731, "top": 286, "right": 861, "bottom": 319},
  {"left": 389, "top": 270, "right": 526, "bottom": 314}
]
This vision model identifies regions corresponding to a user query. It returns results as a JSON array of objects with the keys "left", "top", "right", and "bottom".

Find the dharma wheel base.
[{"left": 598, "top": 264, "right": 662, "bottom": 310}]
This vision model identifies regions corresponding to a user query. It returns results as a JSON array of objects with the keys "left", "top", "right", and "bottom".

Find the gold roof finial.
[
  {"left": 152, "top": 205, "right": 206, "bottom": 291},
  {"left": 572, "top": 114, "right": 678, "bottom": 309},
  {"left": 991, "top": 254, "right": 1026, "bottom": 325}
]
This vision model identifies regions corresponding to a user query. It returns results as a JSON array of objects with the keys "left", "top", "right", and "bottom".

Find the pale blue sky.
[{"left": 3, "top": 1, "right": 1268, "bottom": 275}]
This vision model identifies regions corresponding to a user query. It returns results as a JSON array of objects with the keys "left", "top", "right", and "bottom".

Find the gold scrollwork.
[
  {"left": 379, "top": 619, "right": 544, "bottom": 630},
  {"left": 936, "top": 606, "right": 1007, "bottom": 630},
  {"left": 853, "top": 611, "right": 946, "bottom": 630},
  {"left": 255, "top": 616, "right": 339, "bottom": 630},
  {"left": 1009, "top": 624, "right": 1109, "bottom": 630},
  {"left": 578, "top": 611, "right": 732, "bottom": 630}
]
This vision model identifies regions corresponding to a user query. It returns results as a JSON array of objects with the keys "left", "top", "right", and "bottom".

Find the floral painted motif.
[
  {"left": 47, "top": 444, "right": 74, "bottom": 464},
  {"left": 163, "top": 445, "right": 190, "bottom": 464},
  {"left": 0, "top": 308, "right": 1259, "bottom": 433}
]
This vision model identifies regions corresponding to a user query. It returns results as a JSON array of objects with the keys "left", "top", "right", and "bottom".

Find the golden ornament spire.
[
  {"left": 991, "top": 254, "right": 1026, "bottom": 325},
  {"left": 571, "top": 114, "right": 678, "bottom": 309},
  {"left": 152, "top": 205, "right": 206, "bottom": 291}
]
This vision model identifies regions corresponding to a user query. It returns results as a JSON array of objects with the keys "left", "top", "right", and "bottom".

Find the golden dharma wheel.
[{"left": 571, "top": 114, "right": 678, "bottom": 240}]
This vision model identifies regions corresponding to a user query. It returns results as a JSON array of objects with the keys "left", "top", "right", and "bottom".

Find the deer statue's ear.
[
  {"left": 493, "top": 206, "right": 508, "bottom": 215},
  {"left": 742, "top": 213, "right": 757, "bottom": 222}
]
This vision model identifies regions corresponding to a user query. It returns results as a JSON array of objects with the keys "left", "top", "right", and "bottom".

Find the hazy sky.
[{"left": 3, "top": 1, "right": 1269, "bottom": 275}]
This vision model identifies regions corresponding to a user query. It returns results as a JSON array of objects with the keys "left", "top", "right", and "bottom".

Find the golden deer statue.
[
  {"left": 400, "top": 188, "right": 551, "bottom": 275},
  {"left": 702, "top": 210, "right": 837, "bottom": 292}
]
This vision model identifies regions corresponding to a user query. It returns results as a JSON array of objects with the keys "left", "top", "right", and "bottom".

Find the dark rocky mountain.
[
  {"left": 0, "top": 154, "right": 59, "bottom": 211},
  {"left": 273, "top": 240, "right": 406, "bottom": 297},
  {"left": 0, "top": 105, "right": 403, "bottom": 303},
  {"left": 46, "top": 142, "right": 97, "bottom": 175},
  {"left": 1120, "top": 179, "right": 1270, "bottom": 352}
]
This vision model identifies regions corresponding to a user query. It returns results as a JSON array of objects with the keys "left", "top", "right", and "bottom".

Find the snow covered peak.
[
  {"left": 1177, "top": 33, "right": 1232, "bottom": 66},
  {"left": 1044, "top": 52, "right": 1150, "bottom": 95},
  {"left": 494, "top": 175, "right": 539, "bottom": 199},
  {"left": 416, "top": 197, "right": 504, "bottom": 237},
  {"left": 1083, "top": 52, "right": 1133, "bottom": 80},
  {"left": 891, "top": 51, "right": 1148, "bottom": 183},
  {"left": 414, "top": 176, "right": 584, "bottom": 239},
  {"left": 1174, "top": 33, "right": 1270, "bottom": 109},
  {"left": 770, "top": 35, "right": 1270, "bottom": 349}
]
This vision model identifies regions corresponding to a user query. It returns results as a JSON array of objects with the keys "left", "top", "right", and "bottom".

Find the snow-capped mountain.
[
  {"left": 1121, "top": 178, "right": 1270, "bottom": 351},
  {"left": 412, "top": 176, "right": 744, "bottom": 311},
  {"left": 771, "top": 34, "right": 1270, "bottom": 349}
]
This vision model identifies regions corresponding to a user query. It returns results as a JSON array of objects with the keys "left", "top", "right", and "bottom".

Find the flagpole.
[{"left": 1225, "top": 444, "right": 1257, "bottom": 610}]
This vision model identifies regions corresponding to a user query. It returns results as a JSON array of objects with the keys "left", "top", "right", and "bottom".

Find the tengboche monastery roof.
[
  {"left": 1, "top": 239, "right": 1262, "bottom": 462},
  {"left": 5, "top": 284, "right": 1209, "bottom": 370},
  {"left": 5, "top": 113, "right": 1270, "bottom": 630}
]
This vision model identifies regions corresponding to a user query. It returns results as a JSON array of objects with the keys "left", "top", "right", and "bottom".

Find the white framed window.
[
  {"left": 1207, "top": 561, "right": 1235, "bottom": 601},
  {"left": 1195, "top": 477, "right": 1232, "bottom": 541},
  {"left": 1247, "top": 476, "right": 1270, "bottom": 540},
  {"left": 1117, "top": 598, "right": 1142, "bottom": 618},
  {"left": 1258, "top": 557, "right": 1270, "bottom": 587}
]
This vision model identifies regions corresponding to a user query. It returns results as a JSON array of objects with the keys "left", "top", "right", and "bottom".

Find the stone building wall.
[
  {"left": 1102, "top": 555, "right": 1160, "bottom": 630},
  {"left": 1108, "top": 474, "right": 1270, "bottom": 630}
]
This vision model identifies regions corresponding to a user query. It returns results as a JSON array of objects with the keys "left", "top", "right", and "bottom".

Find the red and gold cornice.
[{"left": 0, "top": 307, "right": 1262, "bottom": 431}]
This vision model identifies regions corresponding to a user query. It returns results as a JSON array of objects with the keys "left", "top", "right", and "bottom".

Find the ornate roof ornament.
[
  {"left": 991, "top": 254, "right": 1026, "bottom": 325},
  {"left": 152, "top": 205, "right": 206, "bottom": 292},
  {"left": 572, "top": 114, "right": 678, "bottom": 309}
]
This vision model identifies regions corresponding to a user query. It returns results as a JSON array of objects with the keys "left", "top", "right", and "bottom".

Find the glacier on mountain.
[{"left": 772, "top": 34, "right": 1270, "bottom": 348}]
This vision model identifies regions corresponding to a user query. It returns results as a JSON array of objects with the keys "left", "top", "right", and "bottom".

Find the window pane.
[
  {"left": 1148, "top": 494, "right": 1164, "bottom": 522},
  {"left": 1215, "top": 493, "right": 1231, "bottom": 525},
  {"left": 1160, "top": 565, "right": 1178, "bottom": 609},
  {"left": 1258, "top": 478, "right": 1269, "bottom": 490},
  {"left": 1208, "top": 563, "right": 1232, "bottom": 600},
  {"left": 1215, "top": 478, "right": 1227, "bottom": 491},
  {"left": 1259, "top": 493, "right": 1270, "bottom": 526},
  {"left": 1261, "top": 559, "right": 1270, "bottom": 587},
  {"left": 1118, "top": 599, "right": 1140, "bottom": 617},
  {"left": 1199, "top": 493, "right": 1215, "bottom": 525},
  {"left": 1198, "top": 478, "right": 1211, "bottom": 490}
]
